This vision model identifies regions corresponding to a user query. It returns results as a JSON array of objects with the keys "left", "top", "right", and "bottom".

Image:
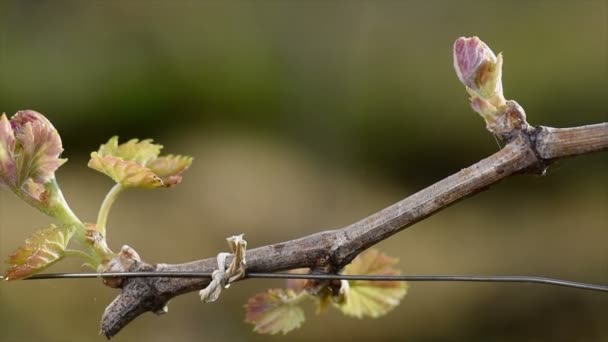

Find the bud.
[
  {"left": 453, "top": 37, "right": 530, "bottom": 137},
  {"left": 0, "top": 110, "right": 66, "bottom": 199},
  {"left": 453, "top": 36, "right": 505, "bottom": 105},
  {"left": 485, "top": 100, "right": 529, "bottom": 136},
  {"left": 0, "top": 110, "right": 78, "bottom": 222}
]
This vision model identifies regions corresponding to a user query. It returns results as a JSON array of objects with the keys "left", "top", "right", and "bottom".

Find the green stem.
[
  {"left": 96, "top": 183, "right": 123, "bottom": 237},
  {"left": 65, "top": 249, "right": 97, "bottom": 267},
  {"left": 47, "top": 179, "right": 82, "bottom": 225},
  {"left": 13, "top": 178, "right": 82, "bottom": 225}
]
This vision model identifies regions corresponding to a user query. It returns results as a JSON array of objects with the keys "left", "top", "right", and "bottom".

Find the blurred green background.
[{"left": 0, "top": 1, "right": 606, "bottom": 341}]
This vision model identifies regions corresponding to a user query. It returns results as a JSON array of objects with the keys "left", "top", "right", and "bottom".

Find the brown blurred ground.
[{"left": 0, "top": 1, "right": 607, "bottom": 341}]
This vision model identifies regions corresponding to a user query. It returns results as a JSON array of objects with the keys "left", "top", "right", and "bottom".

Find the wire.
[{"left": 4, "top": 272, "right": 608, "bottom": 292}]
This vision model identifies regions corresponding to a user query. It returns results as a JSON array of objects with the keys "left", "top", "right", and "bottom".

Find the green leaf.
[
  {"left": 245, "top": 289, "right": 306, "bottom": 335},
  {"left": 88, "top": 153, "right": 163, "bottom": 188},
  {"left": 336, "top": 249, "right": 407, "bottom": 318},
  {"left": 88, "top": 137, "right": 192, "bottom": 188},
  {"left": 146, "top": 154, "right": 193, "bottom": 187},
  {"left": 4, "top": 224, "right": 76, "bottom": 280},
  {"left": 96, "top": 136, "right": 162, "bottom": 166}
]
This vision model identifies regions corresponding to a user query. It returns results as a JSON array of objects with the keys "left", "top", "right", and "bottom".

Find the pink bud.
[
  {"left": 453, "top": 37, "right": 504, "bottom": 103},
  {"left": 0, "top": 110, "right": 65, "bottom": 200},
  {"left": 10, "top": 109, "right": 55, "bottom": 132}
]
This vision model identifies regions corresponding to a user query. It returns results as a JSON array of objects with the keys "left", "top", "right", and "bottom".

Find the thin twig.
[{"left": 7, "top": 272, "right": 608, "bottom": 293}]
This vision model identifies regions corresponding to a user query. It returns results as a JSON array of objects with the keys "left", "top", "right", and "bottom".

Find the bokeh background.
[{"left": 1, "top": 1, "right": 606, "bottom": 341}]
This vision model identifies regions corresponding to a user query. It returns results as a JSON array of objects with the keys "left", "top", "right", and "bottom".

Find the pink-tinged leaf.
[
  {"left": 336, "top": 249, "right": 407, "bottom": 318},
  {"left": 88, "top": 152, "right": 163, "bottom": 188},
  {"left": 0, "top": 113, "right": 16, "bottom": 185},
  {"left": 0, "top": 110, "right": 65, "bottom": 191},
  {"left": 0, "top": 111, "right": 76, "bottom": 218},
  {"left": 90, "top": 136, "right": 192, "bottom": 189},
  {"left": 96, "top": 136, "right": 162, "bottom": 165},
  {"left": 285, "top": 268, "right": 311, "bottom": 294},
  {"left": 245, "top": 289, "right": 305, "bottom": 335},
  {"left": 146, "top": 154, "right": 193, "bottom": 187},
  {"left": 14, "top": 118, "right": 66, "bottom": 186},
  {"left": 4, "top": 224, "right": 75, "bottom": 280},
  {"left": 10, "top": 109, "right": 55, "bottom": 129}
]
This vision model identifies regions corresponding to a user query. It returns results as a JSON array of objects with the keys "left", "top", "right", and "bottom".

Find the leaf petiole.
[
  {"left": 96, "top": 183, "right": 123, "bottom": 237},
  {"left": 65, "top": 249, "right": 97, "bottom": 267}
]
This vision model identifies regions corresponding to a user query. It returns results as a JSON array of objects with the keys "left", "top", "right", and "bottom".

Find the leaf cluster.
[
  {"left": 244, "top": 249, "right": 407, "bottom": 335},
  {"left": 1, "top": 111, "right": 192, "bottom": 279}
]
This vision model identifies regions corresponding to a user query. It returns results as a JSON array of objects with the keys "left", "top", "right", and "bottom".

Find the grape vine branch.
[
  {"left": 99, "top": 122, "right": 607, "bottom": 338},
  {"left": 2, "top": 36, "right": 607, "bottom": 338}
]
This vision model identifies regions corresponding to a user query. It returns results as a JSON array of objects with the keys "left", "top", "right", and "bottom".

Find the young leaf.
[
  {"left": 4, "top": 224, "right": 76, "bottom": 280},
  {"left": 245, "top": 289, "right": 306, "bottom": 335},
  {"left": 88, "top": 153, "right": 163, "bottom": 188},
  {"left": 146, "top": 155, "right": 193, "bottom": 187},
  {"left": 285, "top": 268, "right": 310, "bottom": 294},
  {"left": 96, "top": 136, "right": 162, "bottom": 165},
  {"left": 88, "top": 137, "right": 192, "bottom": 188},
  {"left": 335, "top": 249, "right": 407, "bottom": 319},
  {"left": 12, "top": 111, "right": 66, "bottom": 186},
  {"left": 0, "top": 111, "right": 79, "bottom": 223},
  {"left": 0, "top": 110, "right": 66, "bottom": 200}
]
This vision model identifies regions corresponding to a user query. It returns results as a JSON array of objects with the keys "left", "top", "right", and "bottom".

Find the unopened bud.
[
  {"left": 453, "top": 36, "right": 505, "bottom": 105},
  {"left": 0, "top": 110, "right": 80, "bottom": 223},
  {"left": 453, "top": 37, "right": 530, "bottom": 137}
]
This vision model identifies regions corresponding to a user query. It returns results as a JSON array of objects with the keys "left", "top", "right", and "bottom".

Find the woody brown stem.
[{"left": 100, "top": 122, "right": 607, "bottom": 339}]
